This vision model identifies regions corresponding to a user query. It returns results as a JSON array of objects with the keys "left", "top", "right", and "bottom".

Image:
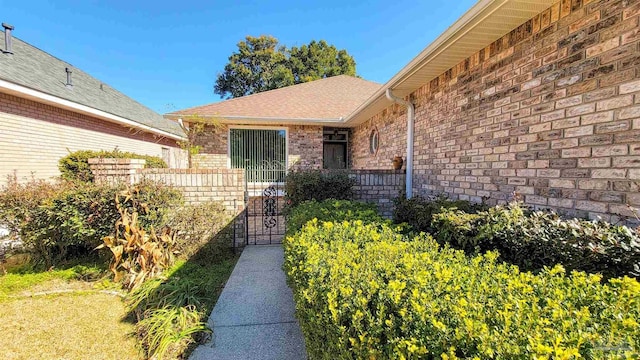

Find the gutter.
[
  {"left": 385, "top": 89, "right": 414, "bottom": 199},
  {"left": 0, "top": 78, "right": 185, "bottom": 141}
]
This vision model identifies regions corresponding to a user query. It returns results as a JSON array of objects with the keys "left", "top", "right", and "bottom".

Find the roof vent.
[
  {"left": 2, "top": 23, "right": 14, "bottom": 54},
  {"left": 65, "top": 67, "right": 73, "bottom": 88}
]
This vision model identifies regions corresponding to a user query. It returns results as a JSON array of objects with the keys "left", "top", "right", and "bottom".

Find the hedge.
[
  {"left": 432, "top": 202, "right": 640, "bottom": 279},
  {"left": 393, "top": 195, "right": 488, "bottom": 233},
  {"left": 59, "top": 149, "right": 167, "bottom": 182},
  {"left": 284, "top": 170, "right": 355, "bottom": 210},
  {"left": 285, "top": 199, "right": 386, "bottom": 235},
  {"left": 0, "top": 179, "right": 182, "bottom": 266},
  {"left": 283, "top": 220, "right": 640, "bottom": 359}
]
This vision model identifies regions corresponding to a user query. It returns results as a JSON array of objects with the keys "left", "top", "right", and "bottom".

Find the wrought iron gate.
[{"left": 244, "top": 161, "right": 286, "bottom": 245}]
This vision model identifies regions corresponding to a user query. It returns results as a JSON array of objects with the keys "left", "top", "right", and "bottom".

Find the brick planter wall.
[
  {"left": 89, "top": 158, "right": 146, "bottom": 185},
  {"left": 349, "top": 170, "right": 406, "bottom": 218},
  {"left": 352, "top": 0, "right": 640, "bottom": 222}
]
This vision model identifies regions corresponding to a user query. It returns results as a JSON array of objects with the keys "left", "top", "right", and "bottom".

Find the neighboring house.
[
  {"left": 0, "top": 25, "right": 186, "bottom": 186},
  {"left": 172, "top": 0, "right": 640, "bottom": 221}
]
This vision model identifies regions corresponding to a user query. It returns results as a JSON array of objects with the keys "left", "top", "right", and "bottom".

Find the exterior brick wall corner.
[{"left": 352, "top": 0, "right": 640, "bottom": 222}]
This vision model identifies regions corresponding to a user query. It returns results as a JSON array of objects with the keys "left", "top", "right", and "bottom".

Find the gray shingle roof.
[{"left": 0, "top": 29, "right": 183, "bottom": 137}]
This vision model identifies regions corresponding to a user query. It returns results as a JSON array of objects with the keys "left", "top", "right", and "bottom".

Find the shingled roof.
[
  {"left": 168, "top": 75, "right": 381, "bottom": 122},
  {"left": 0, "top": 30, "right": 183, "bottom": 137}
]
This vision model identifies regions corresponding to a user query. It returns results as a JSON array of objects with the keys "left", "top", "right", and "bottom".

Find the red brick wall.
[
  {"left": 0, "top": 92, "right": 183, "bottom": 185},
  {"left": 352, "top": 0, "right": 640, "bottom": 221}
]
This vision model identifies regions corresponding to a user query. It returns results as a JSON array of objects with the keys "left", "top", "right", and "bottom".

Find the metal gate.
[{"left": 244, "top": 162, "right": 286, "bottom": 245}]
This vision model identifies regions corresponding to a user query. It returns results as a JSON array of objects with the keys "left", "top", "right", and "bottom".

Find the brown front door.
[{"left": 323, "top": 143, "right": 347, "bottom": 169}]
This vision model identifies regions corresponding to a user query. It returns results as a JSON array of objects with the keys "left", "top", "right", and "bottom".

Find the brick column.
[{"left": 88, "top": 158, "right": 146, "bottom": 185}]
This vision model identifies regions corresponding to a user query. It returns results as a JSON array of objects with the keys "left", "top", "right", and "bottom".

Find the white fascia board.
[{"left": 169, "top": 114, "right": 345, "bottom": 126}]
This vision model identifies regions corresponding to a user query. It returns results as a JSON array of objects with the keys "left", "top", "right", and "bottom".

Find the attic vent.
[
  {"left": 2, "top": 23, "right": 14, "bottom": 54},
  {"left": 65, "top": 67, "right": 73, "bottom": 88}
]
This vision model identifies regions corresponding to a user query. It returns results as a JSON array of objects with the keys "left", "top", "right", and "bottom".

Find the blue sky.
[{"left": 2, "top": 0, "right": 476, "bottom": 113}]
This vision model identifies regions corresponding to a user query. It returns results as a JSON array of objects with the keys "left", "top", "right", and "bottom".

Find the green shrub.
[
  {"left": 432, "top": 202, "right": 640, "bottom": 279},
  {"left": 0, "top": 174, "right": 61, "bottom": 238},
  {"left": 284, "top": 170, "right": 355, "bottom": 210},
  {"left": 166, "top": 201, "right": 231, "bottom": 260},
  {"left": 393, "top": 194, "right": 488, "bottom": 233},
  {"left": 286, "top": 199, "right": 386, "bottom": 235},
  {"left": 1, "top": 179, "right": 181, "bottom": 266},
  {"left": 284, "top": 220, "right": 640, "bottom": 359},
  {"left": 58, "top": 149, "right": 167, "bottom": 182}
]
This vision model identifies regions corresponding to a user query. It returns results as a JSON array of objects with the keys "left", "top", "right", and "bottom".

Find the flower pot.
[{"left": 392, "top": 156, "right": 404, "bottom": 170}]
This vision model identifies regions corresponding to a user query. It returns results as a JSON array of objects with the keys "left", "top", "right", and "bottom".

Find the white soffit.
[{"left": 345, "top": 0, "right": 556, "bottom": 126}]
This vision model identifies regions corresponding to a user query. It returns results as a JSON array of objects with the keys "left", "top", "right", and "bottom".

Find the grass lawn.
[
  {"left": 0, "top": 265, "right": 141, "bottom": 360},
  {"left": 0, "top": 245, "right": 239, "bottom": 360}
]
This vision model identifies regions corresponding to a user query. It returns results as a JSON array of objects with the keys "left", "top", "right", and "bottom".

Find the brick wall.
[
  {"left": 288, "top": 125, "right": 323, "bottom": 170},
  {"left": 89, "top": 158, "right": 245, "bottom": 213},
  {"left": 349, "top": 170, "right": 406, "bottom": 218},
  {"left": 89, "top": 158, "right": 146, "bottom": 185},
  {"left": 352, "top": 0, "right": 640, "bottom": 222},
  {"left": 137, "top": 168, "right": 245, "bottom": 212},
  {"left": 89, "top": 158, "right": 246, "bottom": 246},
  {"left": 194, "top": 124, "right": 323, "bottom": 170},
  {"left": 0, "top": 93, "right": 185, "bottom": 186},
  {"left": 351, "top": 109, "right": 407, "bottom": 171}
]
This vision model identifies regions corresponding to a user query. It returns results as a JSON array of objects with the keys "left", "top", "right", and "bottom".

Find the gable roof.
[
  {"left": 168, "top": 75, "right": 381, "bottom": 124},
  {"left": 0, "top": 29, "right": 184, "bottom": 139}
]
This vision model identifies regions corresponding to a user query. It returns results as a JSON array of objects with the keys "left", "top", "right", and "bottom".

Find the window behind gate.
[{"left": 229, "top": 128, "right": 287, "bottom": 182}]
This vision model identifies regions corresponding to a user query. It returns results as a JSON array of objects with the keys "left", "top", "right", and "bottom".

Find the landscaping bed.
[
  {"left": 0, "top": 168, "right": 239, "bottom": 360},
  {"left": 283, "top": 198, "right": 640, "bottom": 359}
]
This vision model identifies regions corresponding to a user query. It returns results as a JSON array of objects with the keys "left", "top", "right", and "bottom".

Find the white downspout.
[{"left": 385, "top": 89, "right": 414, "bottom": 199}]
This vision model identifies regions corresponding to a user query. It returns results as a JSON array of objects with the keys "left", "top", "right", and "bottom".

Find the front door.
[{"left": 323, "top": 143, "right": 347, "bottom": 169}]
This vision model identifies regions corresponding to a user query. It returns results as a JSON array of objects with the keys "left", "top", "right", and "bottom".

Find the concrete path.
[{"left": 190, "top": 245, "right": 307, "bottom": 360}]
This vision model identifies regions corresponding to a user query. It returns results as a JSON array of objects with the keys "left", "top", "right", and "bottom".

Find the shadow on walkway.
[{"left": 189, "top": 245, "right": 306, "bottom": 360}]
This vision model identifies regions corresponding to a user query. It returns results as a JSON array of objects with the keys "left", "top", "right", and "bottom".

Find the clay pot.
[{"left": 392, "top": 156, "right": 404, "bottom": 170}]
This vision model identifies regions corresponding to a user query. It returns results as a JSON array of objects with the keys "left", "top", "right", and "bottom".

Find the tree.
[
  {"left": 214, "top": 35, "right": 357, "bottom": 99},
  {"left": 288, "top": 40, "right": 356, "bottom": 83}
]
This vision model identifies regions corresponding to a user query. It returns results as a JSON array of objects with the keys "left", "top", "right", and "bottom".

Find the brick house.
[
  {"left": 167, "top": 75, "right": 381, "bottom": 173},
  {"left": 172, "top": 0, "right": 640, "bottom": 222},
  {"left": 0, "top": 25, "right": 185, "bottom": 186}
]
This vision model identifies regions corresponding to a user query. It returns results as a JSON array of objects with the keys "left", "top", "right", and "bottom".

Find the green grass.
[{"left": 0, "top": 262, "right": 106, "bottom": 301}]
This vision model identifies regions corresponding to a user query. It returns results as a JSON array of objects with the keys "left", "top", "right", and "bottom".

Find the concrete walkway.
[{"left": 190, "top": 245, "right": 307, "bottom": 360}]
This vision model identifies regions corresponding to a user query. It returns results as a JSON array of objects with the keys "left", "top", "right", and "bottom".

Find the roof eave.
[
  {"left": 344, "top": 0, "right": 554, "bottom": 126},
  {"left": 0, "top": 78, "right": 186, "bottom": 141},
  {"left": 165, "top": 113, "right": 345, "bottom": 126}
]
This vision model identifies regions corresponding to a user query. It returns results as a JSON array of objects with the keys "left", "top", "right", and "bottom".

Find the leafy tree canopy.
[{"left": 214, "top": 35, "right": 357, "bottom": 99}]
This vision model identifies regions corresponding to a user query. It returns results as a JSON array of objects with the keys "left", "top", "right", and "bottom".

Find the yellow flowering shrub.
[{"left": 284, "top": 220, "right": 640, "bottom": 359}]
